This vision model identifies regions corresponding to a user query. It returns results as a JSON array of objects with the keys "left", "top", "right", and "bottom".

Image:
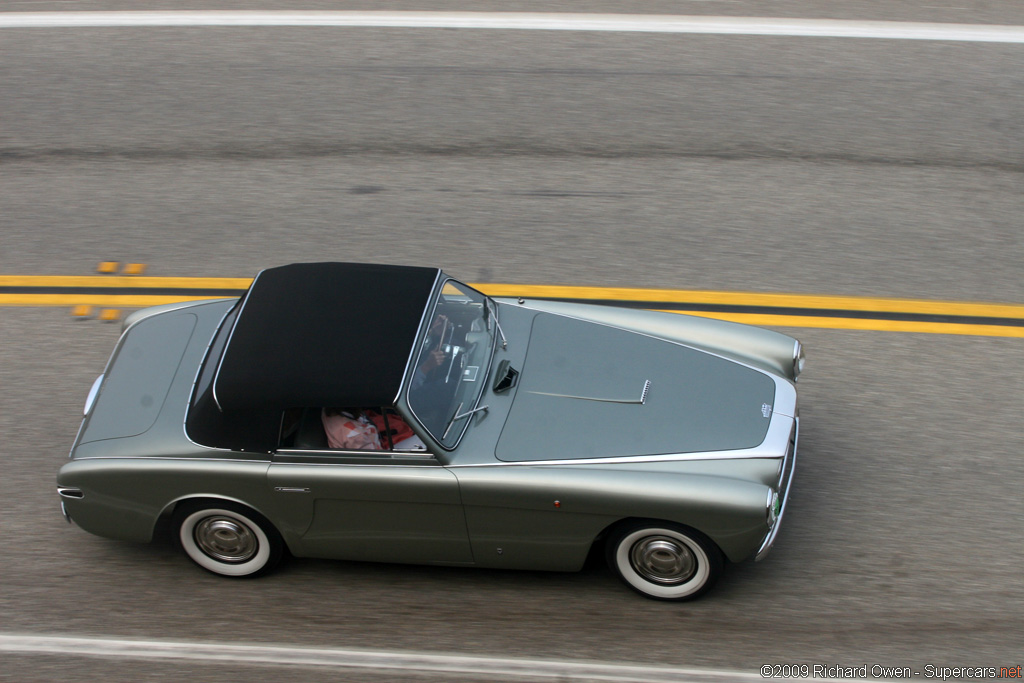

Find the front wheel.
[
  {"left": 606, "top": 521, "right": 723, "bottom": 601},
  {"left": 175, "top": 501, "right": 283, "bottom": 578}
]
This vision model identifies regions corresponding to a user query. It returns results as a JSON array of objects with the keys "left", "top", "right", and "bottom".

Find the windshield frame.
[{"left": 405, "top": 278, "right": 498, "bottom": 450}]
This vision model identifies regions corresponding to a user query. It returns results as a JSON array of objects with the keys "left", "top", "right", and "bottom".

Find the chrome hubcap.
[
  {"left": 193, "top": 516, "right": 258, "bottom": 563},
  {"left": 630, "top": 535, "right": 697, "bottom": 585}
]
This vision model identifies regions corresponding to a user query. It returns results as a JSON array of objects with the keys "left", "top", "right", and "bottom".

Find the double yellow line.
[{"left": 2, "top": 275, "right": 1024, "bottom": 338}]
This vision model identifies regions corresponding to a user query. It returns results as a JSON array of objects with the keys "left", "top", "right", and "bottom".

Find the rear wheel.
[
  {"left": 175, "top": 501, "right": 283, "bottom": 577},
  {"left": 606, "top": 521, "right": 722, "bottom": 601}
]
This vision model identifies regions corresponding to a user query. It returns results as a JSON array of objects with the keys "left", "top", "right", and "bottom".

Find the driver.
[{"left": 413, "top": 313, "right": 449, "bottom": 387}]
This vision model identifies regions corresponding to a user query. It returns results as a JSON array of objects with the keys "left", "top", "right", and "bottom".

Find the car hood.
[{"left": 495, "top": 313, "right": 777, "bottom": 461}]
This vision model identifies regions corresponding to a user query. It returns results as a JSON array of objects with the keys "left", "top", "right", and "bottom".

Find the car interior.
[{"left": 278, "top": 406, "right": 427, "bottom": 452}]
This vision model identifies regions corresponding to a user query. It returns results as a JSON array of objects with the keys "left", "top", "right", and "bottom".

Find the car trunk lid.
[{"left": 74, "top": 310, "right": 198, "bottom": 448}]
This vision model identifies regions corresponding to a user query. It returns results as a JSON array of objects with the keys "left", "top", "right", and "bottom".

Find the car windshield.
[{"left": 407, "top": 280, "right": 496, "bottom": 449}]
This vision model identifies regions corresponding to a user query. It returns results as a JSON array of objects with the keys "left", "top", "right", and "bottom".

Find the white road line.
[
  {"left": 0, "top": 634, "right": 879, "bottom": 683},
  {"left": 0, "top": 11, "right": 1023, "bottom": 43}
]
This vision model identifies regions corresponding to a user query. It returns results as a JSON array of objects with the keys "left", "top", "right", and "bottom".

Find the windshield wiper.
[
  {"left": 486, "top": 298, "right": 507, "bottom": 350},
  {"left": 442, "top": 402, "right": 490, "bottom": 440}
]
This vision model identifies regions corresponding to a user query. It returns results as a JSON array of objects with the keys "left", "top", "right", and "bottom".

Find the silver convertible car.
[{"left": 58, "top": 263, "right": 802, "bottom": 601}]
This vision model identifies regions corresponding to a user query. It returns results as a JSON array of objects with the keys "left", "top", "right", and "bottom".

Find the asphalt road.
[{"left": 1, "top": 3, "right": 1022, "bottom": 680}]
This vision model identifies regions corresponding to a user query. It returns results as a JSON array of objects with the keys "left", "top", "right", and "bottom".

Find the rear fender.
[{"left": 57, "top": 458, "right": 272, "bottom": 544}]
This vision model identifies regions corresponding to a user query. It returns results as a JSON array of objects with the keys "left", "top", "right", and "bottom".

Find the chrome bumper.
[
  {"left": 57, "top": 486, "right": 83, "bottom": 524},
  {"left": 755, "top": 416, "right": 798, "bottom": 561}
]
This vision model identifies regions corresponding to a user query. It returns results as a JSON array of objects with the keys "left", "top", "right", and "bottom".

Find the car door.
[{"left": 267, "top": 449, "right": 474, "bottom": 566}]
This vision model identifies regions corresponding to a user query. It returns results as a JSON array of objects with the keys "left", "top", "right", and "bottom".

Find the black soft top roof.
[{"left": 213, "top": 262, "right": 440, "bottom": 410}]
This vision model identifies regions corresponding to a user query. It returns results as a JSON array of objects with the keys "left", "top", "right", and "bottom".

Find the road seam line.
[{"left": 1, "top": 11, "right": 1023, "bottom": 43}]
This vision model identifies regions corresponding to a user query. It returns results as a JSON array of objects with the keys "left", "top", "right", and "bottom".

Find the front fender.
[{"left": 454, "top": 465, "right": 770, "bottom": 566}]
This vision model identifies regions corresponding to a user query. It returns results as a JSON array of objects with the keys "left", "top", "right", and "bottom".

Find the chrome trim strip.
[
  {"left": 755, "top": 416, "right": 798, "bottom": 561},
  {"left": 276, "top": 448, "right": 436, "bottom": 458},
  {"left": 60, "top": 500, "right": 71, "bottom": 524},
  {"left": 67, "top": 455, "right": 272, "bottom": 463},
  {"left": 271, "top": 460, "right": 440, "bottom": 469},
  {"left": 57, "top": 486, "right": 84, "bottom": 499},
  {"left": 178, "top": 442, "right": 241, "bottom": 454},
  {"left": 452, "top": 411, "right": 795, "bottom": 468},
  {"left": 274, "top": 448, "right": 440, "bottom": 466},
  {"left": 527, "top": 379, "right": 651, "bottom": 405},
  {"left": 449, "top": 451, "right": 784, "bottom": 468}
]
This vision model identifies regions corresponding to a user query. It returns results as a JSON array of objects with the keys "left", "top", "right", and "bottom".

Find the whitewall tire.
[
  {"left": 176, "top": 502, "right": 283, "bottom": 578},
  {"left": 607, "top": 522, "right": 722, "bottom": 601}
]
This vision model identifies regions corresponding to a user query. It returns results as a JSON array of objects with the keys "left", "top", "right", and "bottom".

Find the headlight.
[
  {"left": 767, "top": 490, "right": 780, "bottom": 527},
  {"left": 792, "top": 341, "right": 806, "bottom": 380}
]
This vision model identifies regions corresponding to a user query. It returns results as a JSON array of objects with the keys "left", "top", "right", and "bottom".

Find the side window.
[
  {"left": 375, "top": 408, "right": 427, "bottom": 452},
  {"left": 278, "top": 407, "right": 304, "bottom": 448},
  {"left": 322, "top": 407, "right": 385, "bottom": 450},
  {"left": 278, "top": 407, "right": 426, "bottom": 453},
  {"left": 279, "top": 407, "right": 329, "bottom": 450}
]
